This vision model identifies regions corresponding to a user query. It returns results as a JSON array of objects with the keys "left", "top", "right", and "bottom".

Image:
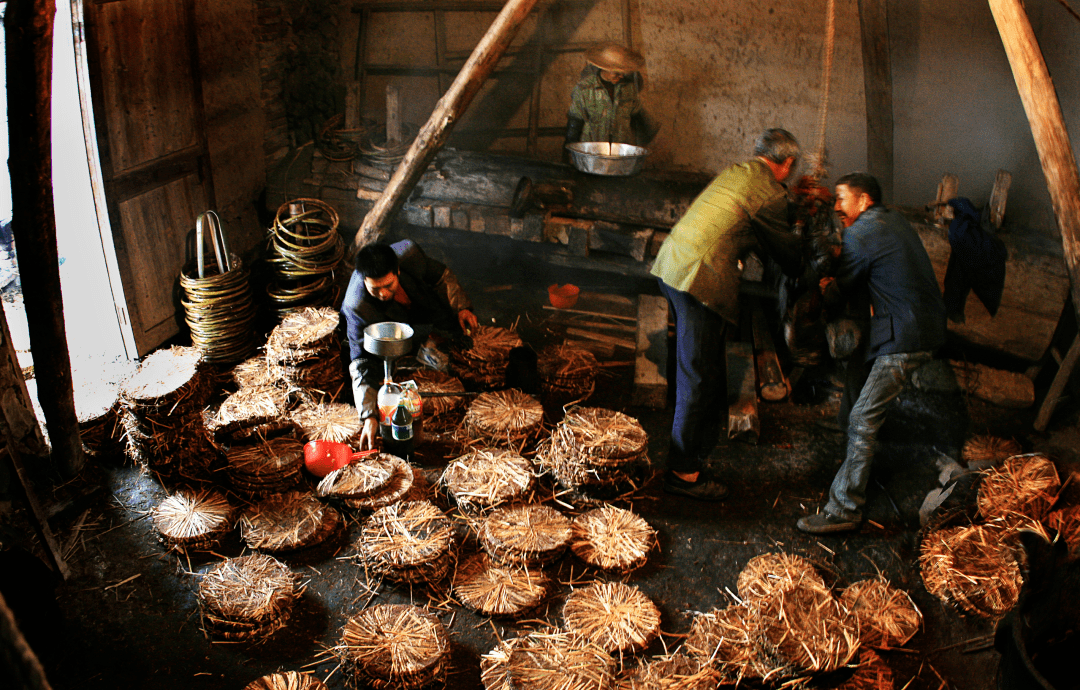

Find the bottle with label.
[
  {"left": 377, "top": 380, "right": 402, "bottom": 443},
  {"left": 391, "top": 400, "right": 413, "bottom": 441}
]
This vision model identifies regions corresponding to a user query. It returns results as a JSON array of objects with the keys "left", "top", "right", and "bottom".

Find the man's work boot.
[
  {"left": 663, "top": 471, "right": 729, "bottom": 501},
  {"left": 796, "top": 511, "right": 861, "bottom": 534}
]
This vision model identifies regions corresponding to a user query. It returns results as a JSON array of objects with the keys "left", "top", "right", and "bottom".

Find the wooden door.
[{"left": 72, "top": 0, "right": 214, "bottom": 356}]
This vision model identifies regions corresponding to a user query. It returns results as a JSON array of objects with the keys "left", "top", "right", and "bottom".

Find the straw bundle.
[
  {"left": 962, "top": 435, "right": 1022, "bottom": 467},
  {"left": 232, "top": 355, "right": 284, "bottom": 390},
  {"left": 440, "top": 449, "right": 535, "bottom": 513},
  {"left": 977, "top": 453, "right": 1060, "bottom": 525},
  {"left": 266, "top": 307, "right": 344, "bottom": 395},
  {"left": 226, "top": 437, "right": 306, "bottom": 495},
  {"left": 839, "top": 578, "right": 921, "bottom": 648},
  {"left": 358, "top": 500, "right": 453, "bottom": 583},
  {"left": 339, "top": 604, "right": 449, "bottom": 689},
  {"left": 683, "top": 605, "right": 770, "bottom": 684},
  {"left": 479, "top": 503, "right": 572, "bottom": 567},
  {"left": 563, "top": 581, "right": 661, "bottom": 655},
  {"left": 1044, "top": 505, "right": 1080, "bottom": 555},
  {"left": 451, "top": 325, "right": 522, "bottom": 389},
  {"left": 751, "top": 578, "right": 860, "bottom": 676},
  {"left": 198, "top": 553, "right": 300, "bottom": 641},
  {"left": 835, "top": 648, "right": 893, "bottom": 690},
  {"left": 463, "top": 389, "right": 544, "bottom": 449},
  {"left": 75, "top": 380, "right": 122, "bottom": 458},
  {"left": 403, "top": 368, "right": 466, "bottom": 421},
  {"left": 243, "top": 671, "right": 328, "bottom": 690},
  {"left": 152, "top": 487, "right": 235, "bottom": 552},
  {"left": 120, "top": 346, "right": 217, "bottom": 476},
  {"left": 341, "top": 456, "right": 415, "bottom": 511},
  {"left": 291, "top": 402, "right": 363, "bottom": 445},
  {"left": 535, "top": 408, "right": 649, "bottom": 495},
  {"left": 537, "top": 343, "right": 598, "bottom": 406},
  {"left": 317, "top": 453, "right": 400, "bottom": 499},
  {"left": 452, "top": 552, "right": 550, "bottom": 617},
  {"left": 505, "top": 631, "right": 615, "bottom": 690},
  {"left": 569, "top": 505, "right": 656, "bottom": 572},
  {"left": 481, "top": 639, "right": 520, "bottom": 690},
  {"left": 208, "top": 384, "right": 290, "bottom": 438},
  {"left": 736, "top": 552, "right": 825, "bottom": 602},
  {"left": 615, "top": 655, "right": 721, "bottom": 690},
  {"left": 919, "top": 523, "right": 1022, "bottom": 618},
  {"left": 240, "top": 491, "right": 341, "bottom": 552}
]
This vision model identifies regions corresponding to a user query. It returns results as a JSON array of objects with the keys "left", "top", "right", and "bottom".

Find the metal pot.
[{"left": 566, "top": 142, "right": 648, "bottom": 176}]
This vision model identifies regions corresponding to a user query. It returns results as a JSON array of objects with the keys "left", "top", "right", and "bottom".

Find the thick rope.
[{"left": 811, "top": 0, "right": 837, "bottom": 180}]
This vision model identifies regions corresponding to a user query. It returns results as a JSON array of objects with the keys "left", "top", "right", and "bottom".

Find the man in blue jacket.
[{"left": 797, "top": 173, "right": 947, "bottom": 534}]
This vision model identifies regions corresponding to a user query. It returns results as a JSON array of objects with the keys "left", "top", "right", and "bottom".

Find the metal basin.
[
  {"left": 363, "top": 322, "right": 414, "bottom": 359},
  {"left": 566, "top": 141, "right": 648, "bottom": 176}
]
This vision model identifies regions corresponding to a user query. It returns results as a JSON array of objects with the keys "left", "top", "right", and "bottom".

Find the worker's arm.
[
  {"left": 752, "top": 196, "right": 803, "bottom": 278},
  {"left": 349, "top": 359, "right": 380, "bottom": 450}
]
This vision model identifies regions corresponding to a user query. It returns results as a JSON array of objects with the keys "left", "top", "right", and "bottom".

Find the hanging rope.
[{"left": 810, "top": 0, "right": 836, "bottom": 180}]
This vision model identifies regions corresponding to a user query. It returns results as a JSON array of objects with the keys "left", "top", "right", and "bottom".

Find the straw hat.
[{"left": 586, "top": 42, "right": 645, "bottom": 73}]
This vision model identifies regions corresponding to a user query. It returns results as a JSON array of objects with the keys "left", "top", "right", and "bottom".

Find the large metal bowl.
[
  {"left": 566, "top": 142, "right": 648, "bottom": 176},
  {"left": 363, "top": 322, "right": 414, "bottom": 359}
]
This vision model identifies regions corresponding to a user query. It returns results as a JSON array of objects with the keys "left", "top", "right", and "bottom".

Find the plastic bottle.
[
  {"left": 391, "top": 400, "right": 413, "bottom": 441},
  {"left": 377, "top": 380, "right": 402, "bottom": 442}
]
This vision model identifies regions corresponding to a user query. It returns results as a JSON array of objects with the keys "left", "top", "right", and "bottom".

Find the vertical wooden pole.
[
  {"left": 858, "top": 0, "right": 894, "bottom": 202},
  {"left": 5, "top": 0, "right": 86, "bottom": 476},
  {"left": 988, "top": 0, "right": 1080, "bottom": 322},
  {"left": 385, "top": 84, "right": 402, "bottom": 146},
  {"left": 351, "top": 0, "right": 541, "bottom": 253}
]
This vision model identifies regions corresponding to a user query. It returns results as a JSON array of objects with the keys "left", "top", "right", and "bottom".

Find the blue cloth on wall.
[{"left": 944, "top": 197, "right": 1008, "bottom": 323}]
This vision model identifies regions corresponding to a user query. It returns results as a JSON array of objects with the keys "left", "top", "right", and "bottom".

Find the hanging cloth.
[{"left": 943, "top": 197, "right": 1008, "bottom": 323}]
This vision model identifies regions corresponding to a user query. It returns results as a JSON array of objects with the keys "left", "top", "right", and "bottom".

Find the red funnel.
[{"left": 303, "top": 440, "right": 377, "bottom": 477}]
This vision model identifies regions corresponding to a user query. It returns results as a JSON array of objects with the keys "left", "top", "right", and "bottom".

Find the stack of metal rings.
[{"left": 266, "top": 198, "right": 344, "bottom": 317}]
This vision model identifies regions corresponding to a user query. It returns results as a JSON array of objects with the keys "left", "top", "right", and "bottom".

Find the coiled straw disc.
[
  {"left": 317, "top": 453, "right": 400, "bottom": 499},
  {"left": 339, "top": 604, "right": 449, "bottom": 689},
  {"left": 683, "top": 605, "right": 770, "bottom": 684},
  {"left": 570, "top": 504, "right": 656, "bottom": 573},
  {"left": 209, "top": 385, "right": 288, "bottom": 436},
  {"left": 481, "top": 639, "right": 519, "bottom": 690},
  {"left": 463, "top": 389, "right": 544, "bottom": 448},
  {"left": 557, "top": 408, "right": 648, "bottom": 462},
  {"left": 291, "top": 402, "right": 363, "bottom": 445},
  {"left": 227, "top": 438, "right": 305, "bottom": 495},
  {"left": 839, "top": 578, "right": 922, "bottom": 648},
  {"left": 834, "top": 648, "right": 894, "bottom": 690},
  {"left": 506, "top": 631, "right": 615, "bottom": 690},
  {"left": 614, "top": 654, "right": 721, "bottom": 690},
  {"left": 1045, "top": 505, "right": 1080, "bottom": 556},
  {"left": 479, "top": 504, "right": 572, "bottom": 566},
  {"left": 342, "top": 455, "right": 415, "bottom": 511},
  {"left": 736, "top": 552, "right": 825, "bottom": 602},
  {"left": 977, "top": 453, "right": 1060, "bottom": 524},
  {"left": 563, "top": 582, "right": 662, "bottom": 654},
  {"left": 198, "top": 553, "right": 300, "bottom": 641},
  {"left": 243, "top": 671, "right": 327, "bottom": 690},
  {"left": 232, "top": 355, "right": 282, "bottom": 390},
  {"left": 359, "top": 500, "right": 453, "bottom": 583},
  {"left": 962, "top": 435, "right": 1022, "bottom": 467},
  {"left": 120, "top": 345, "right": 206, "bottom": 404},
  {"left": 751, "top": 578, "right": 860, "bottom": 676},
  {"left": 453, "top": 552, "right": 550, "bottom": 617},
  {"left": 441, "top": 449, "right": 535, "bottom": 513},
  {"left": 451, "top": 325, "right": 522, "bottom": 389},
  {"left": 240, "top": 491, "right": 340, "bottom": 552},
  {"left": 407, "top": 369, "right": 466, "bottom": 419},
  {"left": 152, "top": 488, "right": 234, "bottom": 551},
  {"left": 266, "top": 306, "right": 339, "bottom": 362},
  {"left": 919, "top": 523, "right": 1022, "bottom": 619},
  {"left": 537, "top": 343, "right": 598, "bottom": 405}
]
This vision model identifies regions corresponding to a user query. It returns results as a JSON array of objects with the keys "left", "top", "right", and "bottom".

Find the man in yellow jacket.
[{"left": 651, "top": 128, "right": 803, "bottom": 500}]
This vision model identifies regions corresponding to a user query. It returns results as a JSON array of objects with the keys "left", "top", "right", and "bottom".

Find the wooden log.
[
  {"left": 911, "top": 359, "right": 1035, "bottom": 409},
  {"left": 632, "top": 294, "right": 668, "bottom": 408},
  {"left": 931, "top": 173, "right": 959, "bottom": 225},
  {"left": 355, "top": 162, "right": 392, "bottom": 181},
  {"left": 345, "top": 81, "right": 362, "bottom": 130},
  {"left": 385, "top": 83, "right": 402, "bottom": 145},
  {"left": 1034, "top": 334, "right": 1080, "bottom": 431},
  {"left": 989, "top": 169, "right": 1012, "bottom": 230},
  {"left": 565, "top": 328, "right": 635, "bottom": 350},
  {"left": 989, "top": 0, "right": 1080, "bottom": 326},
  {"left": 0, "top": 304, "right": 47, "bottom": 459},
  {"left": 750, "top": 299, "right": 788, "bottom": 402},
  {"left": 726, "top": 341, "right": 759, "bottom": 443},
  {"left": 6, "top": 0, "right": 85, "bottom": 476},
  {"left": 351, "top": 0, "right": 542, "bottom": 253},
  {"left": 3, "top": 448, "right": 70, "bottom": 580}
]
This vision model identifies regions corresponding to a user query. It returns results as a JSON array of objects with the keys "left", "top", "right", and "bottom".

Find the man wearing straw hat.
[
  {"left": 797, "top": 172, "right": 946, "bottom": 534},
  {"left": 564, "top": 42, "right": 658, "bottom": 153},
  {"left": 343, "top": 240, "right": 478, "bottom": 450},
  {"left": 651, "top": 128, "right": 803, "bottom": 501}
]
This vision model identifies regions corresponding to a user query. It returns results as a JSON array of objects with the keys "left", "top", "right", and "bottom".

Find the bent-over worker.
[{"left": 564, "top": 42, "right": 657, "bottom": 153}]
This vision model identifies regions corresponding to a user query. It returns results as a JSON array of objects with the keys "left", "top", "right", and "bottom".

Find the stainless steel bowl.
[
  {"left": 566, "top": 142, "right": 649, "bottom": 176},
  {"left": 363, "top": 322, "right": 414, "bottom": 359}
]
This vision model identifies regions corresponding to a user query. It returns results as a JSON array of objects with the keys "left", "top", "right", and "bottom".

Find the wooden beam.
[
  {"left": 751, "top": 299, "right": 788, "bottom": 401},
  {"left": 632, "top": 294, "right": 668, "bottom": 408},
  {"left": 857, "top": 0, "right": 894, "bottom": 202},
  {"left": 727, "top": 341, "right": 759, "bottom": 443},
  {"left": 1034, "top": 334, "right": 1080, "bottom": 431},
  {"left": 988, "top": 0, "right": 1080, "bottom": 325},
  {"left": 989, "top": 169, "right": 1012, "bottom": 230},
  {"left": 351, "top": 0, "right": 541, "bottom": 253},
  {"left": 385, "top": 84, "right": 402, "bottom": 145}
]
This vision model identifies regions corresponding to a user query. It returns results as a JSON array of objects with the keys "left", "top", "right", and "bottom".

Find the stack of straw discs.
[
  {"left": 198, "top": 553, "right": 300, "bottom": 641},
  {"left": 839, "top": 578, "right": 922, "bottom": 648},
  {"left": 451, "top": 325, "right": 523, "bottom": 389},
  {"left": 537, "top": 343, "right": 598, "bottom": 406},
  {"left": 683, "top": 605, "right": 771, "bottom": 684},
  {"left": 962, "top": 435, "right": 1022, "bottom": 468},
  {"left": 232, "top": 355, "right": 283, "bottom": 389},
  {"left": 75, "top": 380, "right": 122, "bottom": 458},
  {"left": 563, "top": 581, "right": 662, "bottom": 654},
  {"left": 919, "top": 522, "right": 1022, "bottom": 618},
  {"left": 206, "top": 384, "right": 292, "bottom": 442},
  {"left": 751, "top": 577, "right": 860, "bottom": 676},
  {"left": 240, "top": 491, "right": 341, "bottom": 552},
  {"left": 440, "top": 448, "right": 534, "bottom": 513},
  {"left": 325, "top": 454, "right": 414, "bottom": 510},
  {"left": 180, "top": 252, "right": 257, "bottom": 364},
  {"left": 358, "top": 500, "right": 453, "bottom": 583},
  {"left": 479, "top": 503, "right": 572, "bottom": 567},
  {"left": 339, "top": 604, "right": 449, "bottom": 689},
  {"left": 402, "top": 368, "right": 467, "bottom": 427},
  {"left": 977, "top": 453, "right": 1060, "bottom": 526},
  {"left": 152, "top": 487, "right": 235, "bottom": 552},
  {"left": 505, "top": 631, "right": 615, "bottom": 690},
  {"left": 736, "top": 552, "right": 825, "bottom": 601},
  {"left": 569, "top": 504, "right": 656, "bottom": 573},
  {"left": 835, "top": 648, "right": 893, "bottom": 690},
  {"left": 452, "top": 552, "right": 550, "bottom": 617},
  {"left": 226, "top": 437, "right": 306, "bottom": 495},
  {"left": 614, "top": 654, "right": 720, "bottom": 690},
  {"left": 266, "top": 307, "right": 345, "bottom": 397},
  {"left": 536, "top": 408, "right": 649, "bottom": 496},
  {"left": 243, "top": 671, "right": 328, "bottom": 690},
  {"left": 120, "top": 346, "right": 216, "bottom": 477},
  {"left": 291, "top": 402, "right": 363, "bottom": 445},
  {"left": 463, "top": 389, "right": 544, "bottom": 449}
]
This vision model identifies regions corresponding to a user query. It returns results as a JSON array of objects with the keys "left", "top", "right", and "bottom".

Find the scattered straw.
[
  {"left": 751, "top": 578, "right": 860, "bottom": 676},
  {"left": 339, "top": 604, "right": 449, "bottom": 689},
  {"left": 919, "top": 523, "right": 1022, "bottom": 619},
  {"left": 505, "top": 630, "right": 615, "bottom": 690},
  {"left": 440, "top": 448, "right": 535, "bottom": 513},
  {"left": 243, "top": 671, "right": 327, "bottom": 690},
  {"left": 839, "top": 578, "right": 922, "bottom": 648},
  {"left": 569, "top": 504, "right": 656, "bottom": 572},
  {"left": 479, "top": 503, "right": 572, "bottom": 567},
  {"left": 977, "top": 453, "right": 1060, "bottom": 524},
  {"left": 563, "top": 581, "right": 661, "bottom": 654},
  {"left": 736, "top": 552, "right": 824, "bottom": 602}
]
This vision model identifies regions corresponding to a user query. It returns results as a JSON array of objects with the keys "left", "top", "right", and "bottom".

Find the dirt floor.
[{"left": 3, "top": 227, "right": 1079, "bottom": 690}]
